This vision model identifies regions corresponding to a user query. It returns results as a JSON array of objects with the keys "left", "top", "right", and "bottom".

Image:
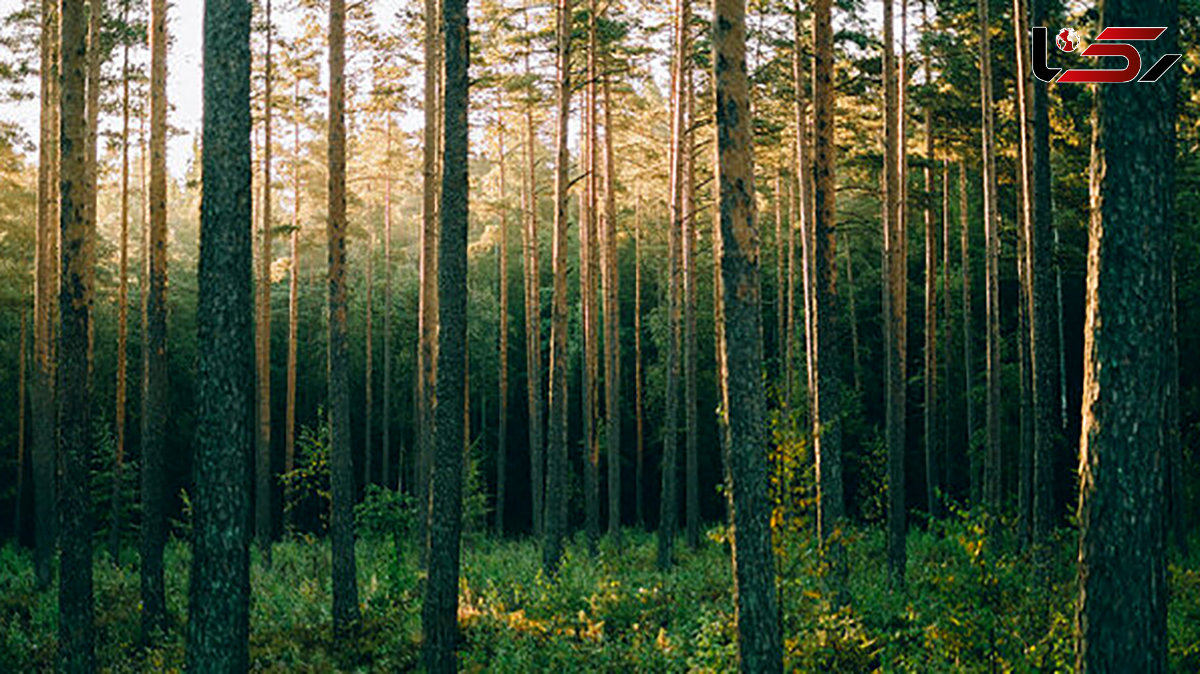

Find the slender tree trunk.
[
  {"left": 922, "top": 2, "right": 939, "bottom": 520},
  {"left": 495, "top": 98, "right": 509, "bottom": 535},
  {"left": 383, "top": 115, "right": 393, "bottom": 492},
  {"left": 58, "top": 1, "right": 96, "bottom": 668},
  {"left": 978, "top": 0, "right": 1002, "bottom": 512},
  {"left": 544, "top": 0, "right": 572, "bottom": 575},
  {"left": 187, "top": 2, "right": 252, "bottom": 666},
  {"left": 602, "top": 60, "right": 621, "bottom": 542},
  {"left": 521, "top": 25, "right": 544, "bottom": 536},
  {"left": 714, "top": 0, "right": 783, "bottom": 667},
  {"left": 774, "top": 168, "right": 785, "bottom": 376},
  {"left": 941, "top": 159, "right": 952, "bottom": 492},
  {"left": 683, "top": 43, "right": 699, "bottom": 550},
  {"left": 791, "top": 1, "right": 811, "bottom": 419},
  {"left": 582, "top": 0, "right": 600, "bottom": 553},
  {"left": 14, "top": 310, "right": 26, "bottom": 542},
  {"left": 111, "top": 7, "right": 131, "bottom": 563},
  {"left": 883, "top": 0, "right": 906, "bottom": 589},
  {"left": 365, "top": 193, "right": 375, "bottom": 488},
  {"left": 1030, "top": 0, "right": 1061, "bottom": 542},
  {"left": 634, "top": 193, "right": 644, "bottom": 529},
  {"left": 1076, "top": 4, "right": 1176, "bottom": 670},
  {"left": 256, "top": 0, "right": 274, "bottom": 557},
  {"left": 423, "top": 0, "right": 469, "bottom": 666},
  {"left": 32, "top": 0, "right": 58, "bottom": 593},
  {"left": 418, "top": 0, "right": 442, "bottom": 554},
  {"left": 1014, "top": 0, "right": 1034, "bottom": 545},
  {"left": 84, "top": 0, "right": 103, "bottom": 370},
  {"left": 327, "top": 0, "right": 360, "bottom": 638},
  {"left": 285, "top": 78, "right": 300, "bottom": 520},
  {"left": 959, "top": 162, "right": 976, "bottom": 502},
  {"left": 140, "top": 0, "right": 169, "bottom": 642}
]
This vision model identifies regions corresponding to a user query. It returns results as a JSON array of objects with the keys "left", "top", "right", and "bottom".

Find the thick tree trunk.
[
  {"left": 544, "top": 0, "right": 572, "bottom": 575},
  {"left": 1030, "top": 0, "right": 1061, "bottom": 541},
  {"left": 1076, "top": 3, "right": 1176, "bottom": 670},
  {"left": 422, "top": 0, "right": 468, "bottom": 667},
  {"left": 978, "top": 0, "right": 1002, "bottom": 512},
  {"left": 187, "top": 2, "right": 252, "bottom": 666},
  {"left": 713, "top": 0, "right": 783, "bottom": 668},
  {"left": 883, "top": 0, "right": 906, "bottom": 590},
  {"left": 140, "top": 0, "right": 169, "bottom": 642},
  {"left": 58, "top": 4, "right": 96, "bottom": 667},
  {"left": 84, "top": 0, "right": 102, "bottom": 369},
  {"left": 327, "top": 0, "right": 360, "bottom": 639},
  {"left": 256, "top": 0, "right": 274, "bottom": 556},
  {"left": 32, "top": 0, "right": 58, "bottom": 593},
  {"left": 602, "top": 63, "right": 621, "bottom": 542},
  {"left": 111, "top": 11, "right": 131, "bottom": 563},
  {"left": 658, "top": 0, "right": 687, "bottom": 570}
]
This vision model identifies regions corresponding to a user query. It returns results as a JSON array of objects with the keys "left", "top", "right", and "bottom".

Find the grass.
[{"left": 1, "top": 516, "right": 1197, "bottom": 672}]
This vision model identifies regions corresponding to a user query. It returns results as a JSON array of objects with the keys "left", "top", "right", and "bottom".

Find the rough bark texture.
[
  {"left": 1075, "top": 1, "right": 1176, "bottom": 671},
  {"left": 812, "top": 0, "right": 845, "bottom": 590},
  {"left": 327, "top": 0, "right": 360, "bottom": 639},
  {"left": 58, "top": 1, "right": 96, "bottom": 668},
  {"left": 423, "top": 0, "right": 468, "bottom": 667},
  {"left": 33, "top": 0, "right": 58, "bottom": 593},
  {"left": 256, "top": 0, "right": 274, "bottom": 555},
  {"left": 658, "top": 0, "right": 687, "bottom": 570},
  {"left": 882, "top": 0, "right": 906, "bottom": 589},
  {"left": 713, "top": 1, "right": 783, "bottom": 668},
  {"left": 582, "top": 1, "right": 600, "bottom": 553},
  {"left": 1030, "top": 0, "right": 1061, "bottom": 541},
  {"left": 602, "top": 64, "right": 621, "bottom": 541},
  {"left": 187, "top": 1, "right": 252, "bottom": 668},
  {"left": 544, "top": 0, "right": 572, "bottom": 575},
  {"left": 140, "top": 0, "right": 168, "bottom": 642},
  {"left": 978, "top": 0, "right": 1002, "bottom": 512},
  {"left": 683, "top": 44, "right": 699, "bottom": 551}
]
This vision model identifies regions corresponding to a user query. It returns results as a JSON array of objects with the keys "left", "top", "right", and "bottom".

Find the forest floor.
[{"left": 2, "top": 515, "right": 1198, "bottom": 672}]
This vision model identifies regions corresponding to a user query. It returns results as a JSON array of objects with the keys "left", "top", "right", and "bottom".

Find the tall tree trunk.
[
  {"left": 256, "top": 0, "right": 274, "bottom": 557},
  {"left": 1030, "top": 0, "right": 1061, "bottom": 542},
  {"left": 32, "top": 0, "right": 58, "bottom": 593},
  {"left": 496, "top": 99, "right": 509, "bottom": 535},
  {"left": 683, "top": 42, "right": 699, "bottom": 550},
  {"left": 792, "top": 0, "right": 812, "bottom": 419},
  {"left": 922, "top": 1, "right": 939, "bottom": 520},
  {"left": 941, "top": 159, "right": 952, "bottom": 492},
  {"left": 713, "top": 0, "right": 783, "bottom": 667},
  {"left": 1014, "top": 0, "right": 1034, "bottom": 545},
  {"left": 1167, "top": 264, "right": 1186, "bottom": 554},
  {"left": 111, "top": 4, "right": 131, "bottom": 563},
  {"left": 285, "top": 78, "right": 300, "bottom": 518},
  {"left": 58, "top": 1, "right": 96, "bottom": 668},
  {"left": 582, "top": 0, "right": 600, "bottom": 553},
  {"left": 383, "top": 115, "right": 393, "bottom": 492},
  {"left": 544, "top": 0, "right": 572, "bottom": 575},
  {"left": 634, "top": 193, "right": 644, "bottom": 529},
  {"left": 84, "top": 0, "right": 103, "bottom": 370},
  {"left": 364, "top": 193, "right": 375, "bottom": 488},
  {"left": 521, "top": 17, "right": 544, "bottom": 536},
  {"left": 1076, "top": 3, "right": 1176, "bottom": 670},
  {"left": 602, "top": 63, "right": 621, "bottom": 541},
  {"left": 959, "top": 161, "right": 976, "bottom": 503},
  {"left": 140, "top": 0, "right": 169, "bottom": 642},
  {"left": 774, "top": 168, "right": 785, "bottom": 376},
  {"left": 327, "top": 0, "right": 360, "bottom": 638},
  {"left": 418, "top": 0, "right": 442, "bottom": 554},
  {"left": 978, "top": 0, "right": 1002, "bottom": 512},
  {"left": 187, "top": 2, "right": 252, "bottom": 666},
  {"left": 658, "top": 0, "right": 687, "bottom": 571},
  {"left": 883, "top": 0, "right": 906, "bottom": 590},
  {"left": 812, "top": 0, "right": 845, "bottom": 594},
  {"left": 422, "top": 0, "right": 468, "bottom": 666},
  {"left": 14, "top": 309, "right": 27, "bottom": 542}
]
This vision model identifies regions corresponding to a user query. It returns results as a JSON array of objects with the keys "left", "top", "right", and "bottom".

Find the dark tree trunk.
[
  {"left": 187, "top": 0, "right": 252, "bottom": 667},
  {"left": 978, "top": 0, "right": 1002, "bottom": 512},
  {"left": 285, "top": 79, "right": 301, "bottom": 517},
  {"left": 713, "top": 0, "right": 783, "bottom": 668},
  {"left": 544, "top": 0, "right": 572, "bottom": 575},
  {"left": 111, "top": 0, "right": 131, "bottom": 564},
  {"left": 140, "top": 0, "right": 169, "bottom": 642},
  {"left": 383, "top": 115, "right": 393, "bottom": 492},
  {"left": 57, "top": 1, "right": 96, "bottom": 668},
  {"left": 1014, "top": 0, "right": 1034, "bottom": 545},
  {"left": 256, "top": 0, "right": 274, "bottom": 556},
  {"left": 581, "top": 0, "right": 600, "bottom": 554},
  {"left": 14, "top": 310, "right": 26, "bottom": 542},
  {"left": 327, "top": 0, "right": 360, "bottom": 639},
  {"left": 922, "top": 1, "right": 939, "bottom": 520},
  {"left": 602, "top": 59, "right": 621, "bottom": 542},
  {"left": 496, "top": 96, "right": 509, "bottom": 536},
  {"left": 959, "top": 162, "right": 977, "bottom": 503},
  {"left": 634, "top": 194, "right": 644, "bottom": 529},
  {"left": 683, "top": 43, "right": 699, "bottom": 551},
  {"left": 1075, "top": 2, "right": 1176, "bottom": 671},
  {"left": 422, "top": 0, "right": 469, "bottom": 667}
]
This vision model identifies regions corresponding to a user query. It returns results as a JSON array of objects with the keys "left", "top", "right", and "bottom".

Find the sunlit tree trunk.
[
  {"left": 922, "top": 2, "right": 939, "bottom": 519},
  {"left": 602, "top": 57, "right": 621, "bottom": 542},
  {"left": 256, "top": 0, "right": 275, "bottom": 558},
  {"left": 544, "top": 0, "right": 573, "bottom": 575},
  {"left": 383, "top": 114, "right": 394, "bottom": 492},
  {"left": 683, "top": 43, "right": 699, "bottom": 550},
  {"left": 83, "top": 0, "right": 103, "bottom": 369},
  {"left": 1076, "top": 3, "right": 1176, "bottom": 670},
  {"left": 978, "top": 0, "right": 1002, "bottom": 511},
  {"left": 285, "top": 78, "right": 301, "bottom": 517},
  {"left": 111, "top": 3, "right": 131, "bottom": 563},
  {"left": 521, "top": 0, "right": 544, "bottom": 537},
  {"left": 582, "top": 0, "right": 600, "bottom": 553},
  {"left": 634, "top": 193, "right": 645, "bottom": 529},
  {"left": 713, "top": 0, "right": 783, "bottom": 667}
]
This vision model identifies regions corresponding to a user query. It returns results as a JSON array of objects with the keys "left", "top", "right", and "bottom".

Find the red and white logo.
[
  {"left": 1056, "top": 27, "right": 1079, "bottom": 52},
  {"left": 1032, "top": 26, "right": 1181, "bottom": 84}
]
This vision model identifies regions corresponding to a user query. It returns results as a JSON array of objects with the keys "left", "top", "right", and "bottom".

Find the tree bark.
[
  {"left": 187, "top": 2, "right": 252, "bottom": 666},
  {"left": 32, "top": 0, "right": 58, "bottom": 594},
  {"left": 1013, "top": 0, "right": 1034, "bottom": 545},
  {"left": 422, "top": 0, "right": 468, "bottom": 666},
  {"left": 959, "top": 161, "right": 976, "bottom": 503},
  {"left": 978, "top": 0, "right": 1002, "bottom": 512},
  {"left": 14, "top": 309, "right": 26, "bottom": 542},
  {"left": 84, "top": 0, "right": 103, "bottom": 369},
  {"left": 496, "top": 97, "right": 509, "bottom": 536},
  {"left": 713, "top": 0, "right": 783, "bottom": 667},
  {"left": 602, "top": 59, "right": 621, "bottom": 542},
  {"left": 111, "top": 3, "right": 131, "bottom": 563},
  {"left": 1076, "top": 3, "right": 1176, "bottom": 670},
  {"left": 57, "top": 3, "right": 96, "bottom": 667},
  {"left": 383, "top": 114, "right": 393, "bottom": 492},
  {"left": 683, "top": 41, "right": 699, "bottom": 550},
  {"left": 922, "top": 1, "right": 939, "bottom": 520},
  {"left": 521, "top": 0, "right": 544, "bottom": 537},
  {"left": 634, "top": 193, "right": 644, "bottom": 529},
  {"left": 140, "top": 0, "right": 169, "bottom": 642},
  {"left": 285, "top": 77, "right": 301, "bottom": 519},
  {"left": 544, "top": 0, "right": 572, "bottom": 575},
  {"left": 256, "top": 0, "right": 275, "bottom": 556},
  {"left": 582, "top": 0, "right": 600, "bottom": 553},
  {"left": 365, "top": 187, "right": 375, "bottom": 488}
]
